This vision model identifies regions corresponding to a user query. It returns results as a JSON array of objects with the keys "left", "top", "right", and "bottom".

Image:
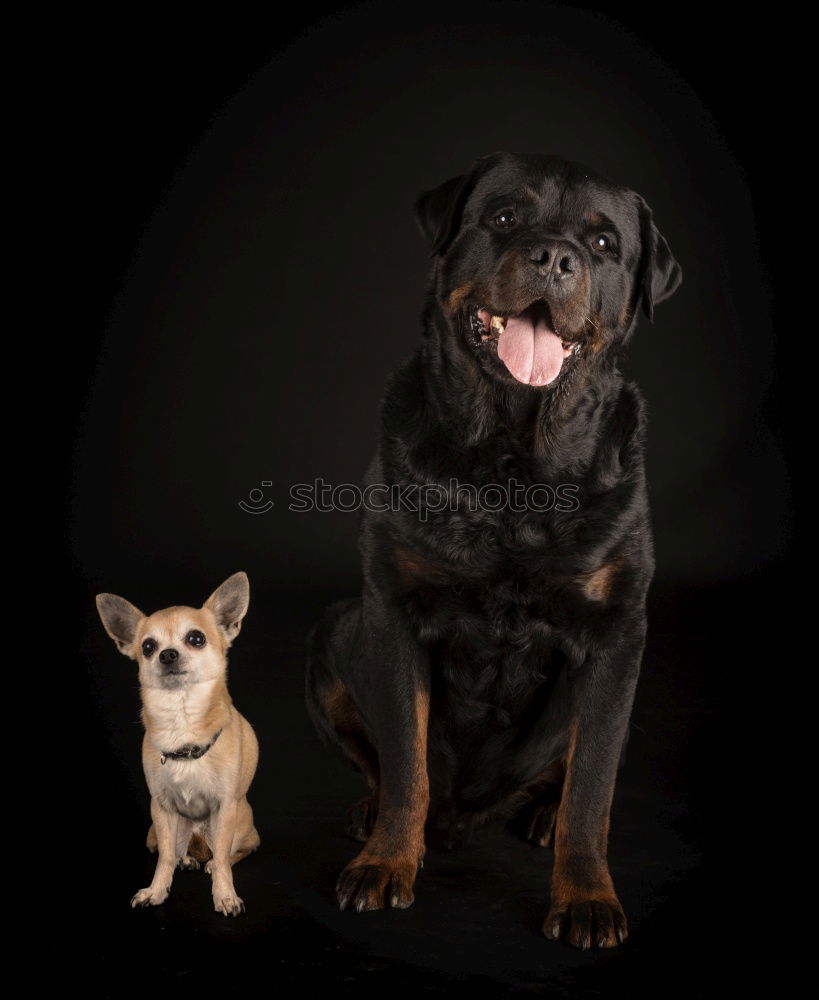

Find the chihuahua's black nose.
[{"left": 159, "top": 648, "right": 180, "bottom": 669}]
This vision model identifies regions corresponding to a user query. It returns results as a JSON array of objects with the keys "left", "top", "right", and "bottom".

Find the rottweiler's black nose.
[
  {"left": 529, "top": 240, "right": 579, "bottom": 279},
  {"left": 159, "top": 648, "right": 179, "bottom": 668}
]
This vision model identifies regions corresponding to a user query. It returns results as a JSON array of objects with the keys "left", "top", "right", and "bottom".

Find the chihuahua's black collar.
[{"left": 160, "top": 729, "right": 222, "bottom": 765}]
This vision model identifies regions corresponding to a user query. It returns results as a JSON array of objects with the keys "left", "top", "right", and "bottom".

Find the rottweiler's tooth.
[{"left": 490, "top": 316, "right": 505, "bottom": 335}]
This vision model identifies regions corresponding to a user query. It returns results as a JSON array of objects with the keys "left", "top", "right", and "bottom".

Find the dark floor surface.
[{"left": 69, "top": 579, "right": 770, "bottom": 997}]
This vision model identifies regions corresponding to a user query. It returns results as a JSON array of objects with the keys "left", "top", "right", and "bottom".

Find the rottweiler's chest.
[
  {"left": 421, "top": 579, "right": 574, "bottom": 790},
  {"left": 397, "top": 537, "right": 614, "bottom": 645},
  {"left": 405, "top": 570, "right": 572, "bottom": 652}
]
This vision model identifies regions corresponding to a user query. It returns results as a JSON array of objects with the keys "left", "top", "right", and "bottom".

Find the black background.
[{"left": 59, "top": 2, "right": 789, "bottom": 995}]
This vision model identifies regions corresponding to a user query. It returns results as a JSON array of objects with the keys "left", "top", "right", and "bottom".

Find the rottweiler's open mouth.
[{"left": 470, "top": 301, "right": 579, "bottom": 387}]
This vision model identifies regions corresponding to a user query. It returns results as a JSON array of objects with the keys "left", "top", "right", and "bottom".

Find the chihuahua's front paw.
[
  {"left": 130, "top": 886, "right": 169, "bottom": 908},
  {"left": 336, "top": 856, "right": 418, "bottom": 912},
  {"left": 178, "top": 854, "right": 200, "bottom": 871},
  {"left": 213, "top": 891, "right": 245, "bottom": 916}
]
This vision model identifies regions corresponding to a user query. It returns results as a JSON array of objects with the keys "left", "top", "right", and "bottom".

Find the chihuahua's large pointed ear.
[
  {"left": 635, "top": 195, "right": 683, "bottom": 321},
  {"left": 96, "top": 593, "right": 145, "bottom": 658},
  {"left": 204, "top": 571, "right": 250, "bottom": 644}
]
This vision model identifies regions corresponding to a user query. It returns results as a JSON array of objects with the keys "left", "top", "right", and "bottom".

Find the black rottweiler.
[{"left": 306, "top": 152, "right": 681, "bottom": 949}]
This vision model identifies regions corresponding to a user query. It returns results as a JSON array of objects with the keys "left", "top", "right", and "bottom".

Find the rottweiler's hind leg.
[
  {"left": 306, "top": 598, "right": 381, "bottom": 837},
  {"left": 509, "top": 761, "right": 565, "bottom": 848},
  {"left": 346, "top": 793, "right": 379, "bottom": 842}
]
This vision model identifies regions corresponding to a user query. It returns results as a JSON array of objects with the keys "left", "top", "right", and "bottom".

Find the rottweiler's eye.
[
  {"left": 592, "top": 235, "right": 612, "bottom": 253},
  {"left": 186, "top": 630, "right": 207, "bottom": 648},
  {"left": 494, "top": 210, "right": 517, "bottom": 229},
  {"left": 142, "top": 638, "right": 157, "bottom": 657}
]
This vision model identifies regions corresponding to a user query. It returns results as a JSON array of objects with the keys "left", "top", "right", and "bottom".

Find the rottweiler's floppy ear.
[
  {"left": 414, "top": 154, "right": 503, "bottom": 256},
  {"left": 204, "top": 571, "right": 250, "bottom": 644},
  {"left": 636, "top": 196, "right": 682, "bottom": 321},
  {"left": 96, "top": 593, "right": 145, "bottom": 658},
  {"left": 414, "top": 173, "right": 473, "bottom": 256}
]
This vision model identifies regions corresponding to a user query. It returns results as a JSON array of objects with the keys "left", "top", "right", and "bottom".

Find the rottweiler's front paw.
[
  {"left": 543, "top": 895, "right": 628, "bottom": 949},
  {"left": 336, "top": 857, "right": 417, "bottom": 912}
]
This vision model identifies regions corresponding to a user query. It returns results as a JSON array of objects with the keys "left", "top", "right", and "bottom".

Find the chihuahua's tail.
[
  {"left": 188, "top": 833, "right": 213, "bottom": 864},
  {"left": 146, "top": 824, "right": 213, "bottom": 862}
]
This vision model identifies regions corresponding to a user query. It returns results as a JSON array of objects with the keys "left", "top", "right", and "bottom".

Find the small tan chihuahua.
[{"left": 96, "top": 571, "right": 259, "bottom": 916}]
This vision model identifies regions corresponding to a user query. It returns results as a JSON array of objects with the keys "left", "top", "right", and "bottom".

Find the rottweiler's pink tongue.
[{"left": 498, "top": 311, "right": 564, "bottom": 386}]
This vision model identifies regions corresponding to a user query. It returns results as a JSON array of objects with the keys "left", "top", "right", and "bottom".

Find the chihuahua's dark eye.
[
  {"left": 186, "top": 630, "right": 206, "bottom": 648},
  {"left": 494, "top": 210, "right": 517, "bottom": 229},
  {"left": 141, "top": 638, "right": 157, "bottom": 657},
  {"left": 592, "top": 234, "right": 612, "bottom": 253}
]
